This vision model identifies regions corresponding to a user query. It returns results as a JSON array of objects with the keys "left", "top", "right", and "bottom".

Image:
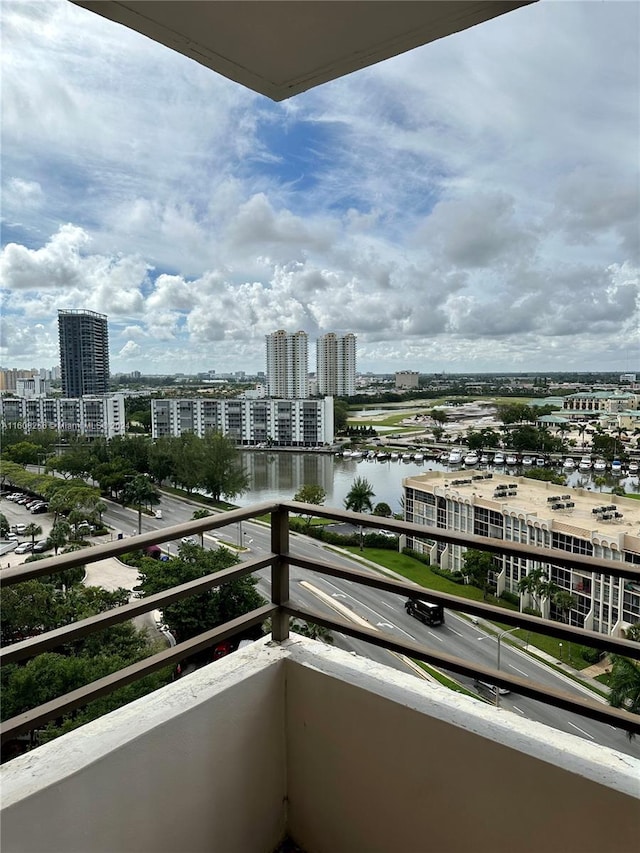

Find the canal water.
[{"left": 235, "top": 452, "right": 638, "bottom": 514}]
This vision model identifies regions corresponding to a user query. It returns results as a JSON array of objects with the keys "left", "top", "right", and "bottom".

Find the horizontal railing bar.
[
  {"left": 1, "top": 604, "right": 276, "bottom": 745},
  {"left": 283, "top": 501, "right": 640, "bottom": 582},
  {"left": 287, "top": 553, "right": 640, "bottom": 661},
  {"left": 281, "top": 602, "right": 640, "bottom": 735},
  {"left": 1, "top": 554, "right": 274, "bottom": 666},
  {"left": 0, "top": 501, "right": 278, "bottom": 588}
]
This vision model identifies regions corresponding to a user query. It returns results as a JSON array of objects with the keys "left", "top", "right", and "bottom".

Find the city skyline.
[{"left": 1, "top": 0, "right": 638, "bottom": 375}]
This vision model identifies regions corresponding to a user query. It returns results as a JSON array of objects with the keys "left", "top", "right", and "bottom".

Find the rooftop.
[{"left": 404, "top": 470, "right": 640, "bottom": 545}]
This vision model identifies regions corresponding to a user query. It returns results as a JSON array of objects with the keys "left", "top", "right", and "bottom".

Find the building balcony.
[{"left": 1, "top": 503, "right": 639, "bottom": 852}]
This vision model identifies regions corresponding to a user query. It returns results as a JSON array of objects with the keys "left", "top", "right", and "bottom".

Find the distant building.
[
  {"left": 151, "top": 397, "right": 334, "bottom": 447},
  {"left": 58, "top": 309, "right": 110, "bottom": 397},
  {"left": 15, "top": 377, "right": 51, "bottom": 399},
  {"left": 620, "top": 373, "right": 636, "bottom": 383},
  {"left": 0, "top": 368, "right": 36, "bottom": 392},
  {"left": 562, "top": 391, "right": 637, "bottom": 413},
  {"left": 395, "top": 371, "right": 420, "bottom": 389},
  {"left": 316, "top": 333, "right": 356, "bottom": 397},
  {"left": 1, "top": 394, "right": 125, "bottom": 439},
  {"left": 265, "top": 330, "right": 309, "bottom": 398},
  {"left": 403, "top": 471, "right": 640, "bottom": 637}
]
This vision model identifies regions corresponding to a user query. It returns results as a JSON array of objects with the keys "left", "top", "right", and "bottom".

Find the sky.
[{"left": 1, "top": 0, "right": 638, "bottom": 377}]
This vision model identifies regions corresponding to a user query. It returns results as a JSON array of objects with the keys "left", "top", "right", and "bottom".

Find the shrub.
[
  {"left": 580, "top": 646, "right": 603, "bottom": 664},
  {"left": 523, "top": 606, "right": 542, "bottom": 617},
  {"left": 500, "top": 590, "right": 520, "bottom": 606}
]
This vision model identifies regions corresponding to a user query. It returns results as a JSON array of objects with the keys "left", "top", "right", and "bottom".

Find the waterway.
[{"left": 235, "top": 452, "right": 638, "bottom": 514}]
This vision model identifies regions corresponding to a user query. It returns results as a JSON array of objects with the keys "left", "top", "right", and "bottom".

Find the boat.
[
  {"left": 342, "top": 450, "right": 351, "bottom": 458},
  {"left": 413, "top": 452, "right": 424, "bottom": 463},
  {"left": 506, "top": 454, "right": 518, "bottom": 466},
  {"left": 563, "top": 457, "right": 575, "bottom": 470},
  {"left": 578, "top": 456, "right": 592, "bottom": 471},
  {"left": 593, "top": 458, "right": 607, "bottom": 472},
  {"left": 480, "top": 454, "right": 489, "bottom": 464},
  {"left": 535, "top": 457, "right": 545, "bottom": 467},
  {"left": 522, "top": 456, "right": 533, "bottom": 466},
  {"left": 464, "top": 452, "right": 479, "bottom": 466},
  {"left": 493, "top": 452, "right": 505, "bottom": 465},
  {"left": 350, "top": 451, "right": 363, "bottom": 459},
  {"left": 629, "top": 461, "right": 639, "bottom": 475},
  {"left": 448, "top": 450, "right": 463, "bottom": 465},
  {"left": 611, "top": 459, "right": 622, "bottom": 475},
  {"left": 390, "top": 452, "right": 399, "bottom": 461},
  {"left": 402, "top": 453, "right": 413, "bottom": 462},
  {"left": 376, "top": 451, "right": 389, "bottom": 461}
]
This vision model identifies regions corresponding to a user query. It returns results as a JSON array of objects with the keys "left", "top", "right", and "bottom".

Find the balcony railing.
[{"left": 2, "top": 500, "right": 640, "bottom": 748}]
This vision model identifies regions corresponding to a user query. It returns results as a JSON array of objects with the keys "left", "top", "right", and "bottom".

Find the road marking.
[
  {"left": 331, "top": 593, "right": 346, "bottom": 599},
  {"left": 427, "top": 630, "right": 443, "bottom": 643},
  {"left": 512, "top": 706, "right": 526, "bottom": 716},
  {"left": 320, "top": 578, "right": 415, "bottom": 639},
  {"left": 567, "top": 721, "right": 595, "bottom": 740},
  {"left": 299, "top": 581, "right": 372, "bottom": 629},
  {"left": 509, "top": 664, "right": 528, "bottom": 677},
  {"left": 447, "top": 626, "right": 463, "bottom": 637},
  {"left": 381, "top": 601, "right": 395, "bottom": 609},
  {"left": 377, "top": 622, "right": 395, "bottom": 630}
]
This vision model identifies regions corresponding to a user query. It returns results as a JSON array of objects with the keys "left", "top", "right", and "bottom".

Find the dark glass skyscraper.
[{"left": 58, "top": 309, "right": 110, "bottom": 397}]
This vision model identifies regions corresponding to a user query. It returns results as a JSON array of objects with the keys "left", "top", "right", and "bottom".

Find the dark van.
[{"left": 405, "top": 598, "right": 445, "bottom": 626}]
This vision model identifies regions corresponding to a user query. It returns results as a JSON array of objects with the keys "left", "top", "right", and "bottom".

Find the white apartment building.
[
  {"left": 151, "top": 397, "right": 334, "bottom": 447},
  {"left": 0, "top": 394, "right": 126, "bottom": 439},
  {"left": 266, "top": 330, "right": 309, "bottom": 399},
  {"left": 15, "top": 377, "right": 51, "bottom": 398},
  {"left": 316, "top": 333, "right": 356, "bottom": 397},
  {"left": 395, "top": 371, "right": 420, "bottom": 389},
  {"left": 403, "top": 471, "right": 640, "bottom": 637}
]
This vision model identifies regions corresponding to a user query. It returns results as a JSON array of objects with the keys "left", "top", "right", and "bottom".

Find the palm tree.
[
  {"left": 344, "top": 476, "right": 375, "bottom": 550},
  {"left": 608, "top": 656, "right": 640, "bottom": 735},
  {"left": 291, "top": 619, "right": 334, "bottom": 644},
  {"left": 192, "top": 508, "right": 211, "bottom": 547},
  {"left": 49, "top": 521, "right": 70, "bottom": 555},
  {"left": 122, "top": 474, "right": 161, "bottom": 534},
  {"left": 24, "top": 522, "right": 43, "bottom": 549}
]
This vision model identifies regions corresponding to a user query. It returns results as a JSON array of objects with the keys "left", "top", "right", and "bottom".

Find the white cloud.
[{"left": 1, "top": 0, "right": 638, "bottom": 374}]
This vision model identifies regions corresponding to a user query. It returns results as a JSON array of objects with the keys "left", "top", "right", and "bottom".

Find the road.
[{"left": 100, "top": 491, "right": 640, "bottom": 759}]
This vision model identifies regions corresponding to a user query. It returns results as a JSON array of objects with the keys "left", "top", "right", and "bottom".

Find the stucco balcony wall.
[{"left": 2, "top": 637, "right": 638, "bottom": 853}]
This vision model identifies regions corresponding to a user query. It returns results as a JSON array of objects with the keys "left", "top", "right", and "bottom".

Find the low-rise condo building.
[{"left": 403, "top": 471, "right": 640, "bottom": 636}]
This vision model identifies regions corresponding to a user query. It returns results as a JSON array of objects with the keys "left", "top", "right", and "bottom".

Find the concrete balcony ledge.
[{"left": 2, "top": 637, "right": 639, "bottom": 853}]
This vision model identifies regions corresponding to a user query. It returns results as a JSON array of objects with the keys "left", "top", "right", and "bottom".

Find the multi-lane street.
[{"left": 101, "top": 491, "right": 640, "bottom": 758}]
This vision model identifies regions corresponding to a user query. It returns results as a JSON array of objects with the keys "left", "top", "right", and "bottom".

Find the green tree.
[
  {"left": 192, "top": 508, "right": 212, "bottom": 547},
  {"left": 624, "top": 623, "right": 640, "bottom": 642},
  {"left": 147, "top": 436, "right": 175, "bottom": 485},
  {"left": 199, "top": 431, "right": 249, "bottom": 503},
  {"left": 4, "top": 441, "right": 41, "bottom": 465},
  {"left": 518, "top": 567, "right": 558, "bottom": 613},
  {"left": 136, "top": 546, "right": 265, "bottom": 642},
  {"left": 462, "top": 549, "right": 494, "bottom": 600},
  {"left": 608, "top": 656, "right": 640, "bottom": 725},
  {"left": 344, "top": 476, "right": 375, "bottom": 551},
  {"left": 24, "top": 522, "right": 43, "bottom": 549},
  {"left": 122, "top": 474, "right": 161, "bottom": 534},
  {"left": 333, "top": 399, "right": 350, "bottom": 433},
  {"left": 372, "top": 502, "right": 392, "bottom": 518},
  {"left": 291, "top": 619, "right": 334, "bottom": 644},
  {"left": 171, "top": 432, "right": 204, "bottom": 494},
  {"left": 48, "top": 521, "right": 71, "bottom": 555},
  {"left": 429, "top": 409, "right": 448, "bottom": 425},
  {"left": 431, "top": 425, "right": 445, "bottom": 442},
  {"left": 0, "top": 511, "right": 9, "bottom": 538},
  {"left": 293, "top": 484, "right": 327, "bottom": 529}
]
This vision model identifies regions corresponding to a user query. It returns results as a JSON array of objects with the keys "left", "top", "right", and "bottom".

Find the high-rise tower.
[
  {"left": 265, "top": 330, "right": 309, "bottom": 398},
  {"left": 58, "top": 309, "right": 110, "bottom": 397},
  {"left": 316, "top": 333, "right": 356, "bottom": 397}
]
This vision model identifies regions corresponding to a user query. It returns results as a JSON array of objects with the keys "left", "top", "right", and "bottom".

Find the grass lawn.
[{"left": 413, "top": 661, "right": 480, "bottom": 699}]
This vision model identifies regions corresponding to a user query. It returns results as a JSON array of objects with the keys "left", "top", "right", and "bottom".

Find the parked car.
[
  {"left": 31, "top": 504, "right": 49, "bottom": 514},
  {"left": 11, "top": 524, "right": 28, "bottom": 535},
  {"left": 180, "top": 536, "right": 195, "bottom": 545},
  {"left": 5, "top": 532, "right": 18, "bottom": 541},
  {"left": 14, "top": 542, "right": 34, "bottom": 554},
  {"left": 32, "top": 540, "right": 51, "bottom": 553}
]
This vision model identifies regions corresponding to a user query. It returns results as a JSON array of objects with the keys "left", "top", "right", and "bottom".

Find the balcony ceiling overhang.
[{"left": 72, "top": 1, "right": 535, "bottom": 101}]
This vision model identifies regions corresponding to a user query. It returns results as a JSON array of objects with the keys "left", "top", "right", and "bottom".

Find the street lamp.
[{"left": 495, "top": 626, "right": 519, "bottom": 707}]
